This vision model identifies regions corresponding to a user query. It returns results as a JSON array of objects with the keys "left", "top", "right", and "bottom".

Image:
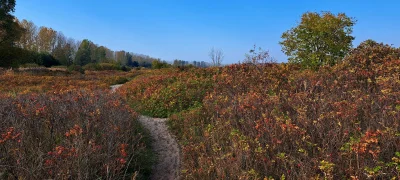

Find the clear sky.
[{"left": 14, "top": 0, "right": 400, "bottom": 64}]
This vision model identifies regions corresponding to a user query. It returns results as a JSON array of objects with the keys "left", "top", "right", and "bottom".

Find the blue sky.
[{"left": 14, "top": 0, "right": 400, "bottom": 64}]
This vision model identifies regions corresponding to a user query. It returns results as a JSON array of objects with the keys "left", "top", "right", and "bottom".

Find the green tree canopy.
[
  {"left": 0, "top": 0, "right": 15, "bottom": 13},
  {"left": 0, "top": 0, "right": 23, "bottom": 46},
  {"left": 74, "top": 39, "right": 91, "bottom": 66},
  {"left": 280, "top": 11, "right": 356, "bottom": 69},
  {"left": 96, "top": 46, "right": 107, "bottom": 62}
]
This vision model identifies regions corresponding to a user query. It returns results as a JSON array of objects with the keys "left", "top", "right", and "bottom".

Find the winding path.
[{"left": 110, "top": 84, "right": 181, "bottom": 180}]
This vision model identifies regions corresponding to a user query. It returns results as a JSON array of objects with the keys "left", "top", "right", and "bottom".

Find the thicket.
[
  {"left": 0, "top": 90, "right": 154, "bottom": 179},
  {"left": 122, "top": 42, "right": 400, "bottom": 179},
  {"left": 0, "top": 70, "right": 140, "bottom": 95},
  {"left": 117, "top": 68, "right": 217, "bottom": 118},
  {"left": 82, "top": 63, "right": 125, "bottom": 71},
  {"left": 0, "top": 68, "right": 152, "bottom": 179},
  {"left": 0, "top": 47, "right": 59, "bottom": 68}
]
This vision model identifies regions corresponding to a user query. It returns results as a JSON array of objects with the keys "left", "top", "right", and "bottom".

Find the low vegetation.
[
  {"left": 0, "top": 69, "right": 153, "bottom": 179},
  {"left": 2, "top": 0, "right": 399, "bottom": 179},
  {"left": 0, "top": 70, "right": 140, "bottom": 95},
  {"left": 117, "top": 68, "right": 216, "bottom": 118},
  {"left": 120, "top": 42, "right": 400, "bottom": 179}
]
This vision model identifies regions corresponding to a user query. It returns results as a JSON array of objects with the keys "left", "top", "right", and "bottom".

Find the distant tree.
[
  {"left": 125, "top": 52, "right": 133, "bottom": 66},
  {"left": 96, "top": 46, "right": 107, "bottom": 62},
  {"left": 17, "top": 19, "right": 38, "bottom": 51},
  {"left": 105, "top": 48, "right": 114, "bottom": 61},
  {"left": 37, "top": 26, "right": 57, "bottom": 53},
  {"left": 52, "top": 32, "right": 75, "bottom": 66},
  {"left": 39, "top": 52, "right": 59, "bottom": 67},
  {"left": 52, "top": 32, "right": 66, "bottom": 64},
  {"left": 0, "top": 0, "right": 15, "bottom": 14},
  {"left": 89, "top": 42, "right": 98, "bottom": 63},
  {"left": 67, "top": 38, "right": 79, "bottom": 63},
  {"left": 209, "top": 47, "right": 224, "bottom": 66},
  {"left": 200, "top": 61, "right": 206, "bottom": 68},
  {"left": 74, "top": 39, "right": 91, "bottom": 66},
  {"left": 152, "top": 59, "right": 170, "bottom": 69},
  {"left": 280, "top": 11, "right": 356, "bottom": 69},
  {"left": 115, "top": 50, "right": 127, "bottom": 65},
  {"left": 172, "top": 59, "right": 188, "bottom": 67},
  {"left": 131, "top": 61, "right": 139, "bottom": 67},
  {"left": 244, "top": 45, "right": 275, "bottom": 64},
  {"left": 173, "top": 59, "right": 179, "bottom": 67},
  {"left": 0, "top": 0, "right": 23, "bottom": 46}
]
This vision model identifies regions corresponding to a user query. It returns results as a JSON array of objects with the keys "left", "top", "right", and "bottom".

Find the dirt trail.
[
  {"left": 110, "top": 84, "right": 181, "bottom": 180},
  {"left": 110, "top": 84, "right": 123, "bottom": 92},
  {"left": 138, "top": 116, "right": 180, "bottom": 180}
]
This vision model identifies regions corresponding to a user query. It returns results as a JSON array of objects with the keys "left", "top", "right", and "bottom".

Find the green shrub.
[
  {"left": 67, "top": 65, "right": 85, "bottom": 74},
  {"left": 82, "top": 63, "right": 126, "bottom": 71},
  {"left": 118, "top": 68, "right": 216, "bottom": 117},
  {"left": 82, "top": 63, "right": 100, "bottom": 71},
  {"left": 121, "top": 65, "right": 131, "bottom": 72},
  {"left": 39, "top": 53, "right": 60, "bottom": 67},
  {"left": 152, "top": 60, "right": 171, "bottom": 69},
  {"left": 98, "top": 63, "right": 121, "bottom": 70}
]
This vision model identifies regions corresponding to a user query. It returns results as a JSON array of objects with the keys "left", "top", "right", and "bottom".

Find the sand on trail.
[
  {"left": 138, "top": 116, "right": 181, "bottom": 180},
  {"left": 110, "top": 84, "right": 123, "bottom": 92},
  {"left": 110, "top": 84, "right": 181, "bottom": 180}
]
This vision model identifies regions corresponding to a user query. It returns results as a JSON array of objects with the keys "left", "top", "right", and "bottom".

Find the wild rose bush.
[
  {"left": 165, "top": 62, "right": 400, "bottom": 179},
  {"left": 0, "top": 90, "right": 153, "bottom": 179}
]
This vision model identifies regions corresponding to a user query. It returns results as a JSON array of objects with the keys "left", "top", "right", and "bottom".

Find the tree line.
[
  {"left": 3, "top": 0, "right": 398, "bottom": 70},
  {"left": 0, "top": 0, "right": 167, "bottom": 69},
  {"left": 0, "top": 0, "right": 212, "bottom": 69},
  {"left": 13, "top": 18, "right": 163, "bottom": 68}
]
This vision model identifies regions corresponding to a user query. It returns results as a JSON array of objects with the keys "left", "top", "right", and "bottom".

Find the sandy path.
[
  {"left": 138, "top": 116, "right": 180, "bottom": 180},
  {"left": 110, "top": 84, "right": 181, "bottom": 180},
  {"left": 110, "top": 84, "right": 123, "bottom": 92}
]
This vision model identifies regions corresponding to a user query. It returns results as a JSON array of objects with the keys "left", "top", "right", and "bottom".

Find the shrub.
[
  {"left": 107, "top": 76, "right": 129, "bottom": 85},
  {"left": 344, "top": 40, "right": 400, "bottom": 68},
  {"left": 83, "top": 63, "right": 130, "bottom": 71},
  {"left": 155, "top": 63, "right": 399, "bottom": 179},
  {"left": 98, "top": 63, "right": 121, "bottom": 71},
  {"left": 118, "top": 68, "right": 216, "bottom": 117},
  {"left": 0, "top": 90, "right": 153, "bottom": 179},
  {"left": 38, "top": 53, "right": 60, "bottom": 67},
  {"left": 340, "top": 40, "right": 400, "bottom": 92},
  {"left": 82, "top": 63, "right": 100, "bottom": 71},
  {"left": 0, "top": 47, "right": 31, "bottom": 68},
  {"left": 121, "top": 65, "right": 131, "bottom": 72},
  {"left": 152, "top": 60, "right": 171, "bottom": 69},
  {"left": 0, "top": 70, "right": 140, "bottom": 94},
  {"left": 51, "top": 65, "right": 68, "bottom": 69},
  {"left": 67, "top": 65, "right": 85, "bottom": 74}
]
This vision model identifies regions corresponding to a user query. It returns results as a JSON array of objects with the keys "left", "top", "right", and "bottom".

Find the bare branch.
[{"left": 209, "top": 47, "right": 224, "bottom": 66}]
